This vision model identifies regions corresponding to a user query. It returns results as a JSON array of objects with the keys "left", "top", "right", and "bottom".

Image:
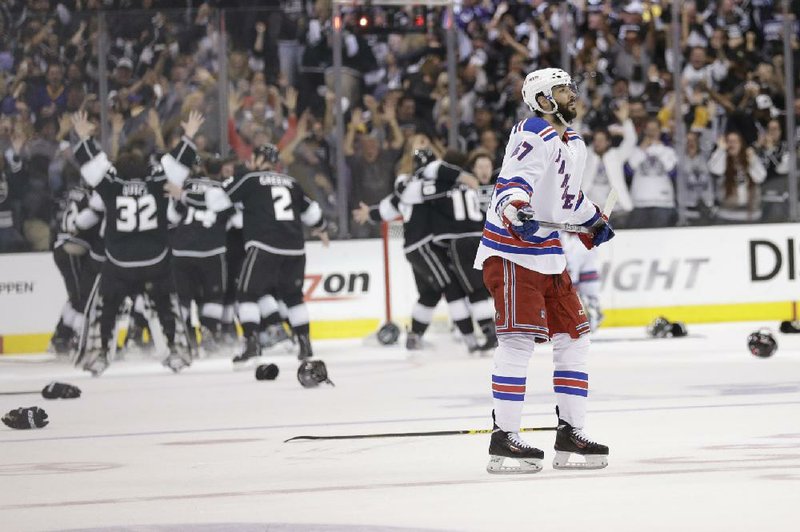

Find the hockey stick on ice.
[
  {"left": 284, "top": 425, "right": 557, "bottom": 443},
  {"left": 538, "top": 188, "right": 618, "bottom": 235}
]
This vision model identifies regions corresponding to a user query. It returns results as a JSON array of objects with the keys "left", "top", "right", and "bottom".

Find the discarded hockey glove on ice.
[
  {"left": 2, "top": 407, "right": 49, "bottom": 429},
  {"left": 255, "top": 363, "right": 279, "bottom": 381},
  {"left": 41, "top": 381, "right": 82, "bottom": 399},
  {"left": 499, "top": 198, "right": 539, "bottom": 240}
]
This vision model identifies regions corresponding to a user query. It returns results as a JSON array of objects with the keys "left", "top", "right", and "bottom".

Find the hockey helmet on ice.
[
  {"left": 647, "top": 316, "right": 672, "bottom": 338},
  {"left": 297, "top": 360, "right": 334, "bottom": 388},
  {"left": 747, "top": 329, "right": 777, "bottom": 358}
]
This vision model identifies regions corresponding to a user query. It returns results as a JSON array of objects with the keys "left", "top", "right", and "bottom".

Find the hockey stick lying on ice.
[
  {"left": 284, "top": 425, "right": 557, "bottom": 443},
  {"left": 538, "top": 188, "right": 618, "bottom": 235}
]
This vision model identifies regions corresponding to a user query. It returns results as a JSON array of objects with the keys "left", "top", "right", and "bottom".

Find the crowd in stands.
[{"left": 0, "top": 0, "right": 798, "bottom": 252}]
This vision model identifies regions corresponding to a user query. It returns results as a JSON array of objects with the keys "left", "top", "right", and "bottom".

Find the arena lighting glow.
[{"left": 359, "top": 15, "right": 369, "bottom": 27}]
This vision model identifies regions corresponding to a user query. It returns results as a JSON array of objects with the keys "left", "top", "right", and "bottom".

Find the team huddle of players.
[{"left": 50, "top": 111, "right": 330, "bottom": 384}]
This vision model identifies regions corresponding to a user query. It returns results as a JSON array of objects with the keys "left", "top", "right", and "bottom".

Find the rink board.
[{"left": 1, "top": 223, "right": 798, "bottom": 353}]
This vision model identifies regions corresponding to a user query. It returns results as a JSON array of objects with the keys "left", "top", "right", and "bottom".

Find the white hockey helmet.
[{"left": 521, "top": 68, "right": 577, "bottom": 115}]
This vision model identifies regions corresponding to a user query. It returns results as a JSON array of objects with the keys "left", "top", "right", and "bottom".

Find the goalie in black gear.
[{"left": 70, "top": 110, "right": 203, "bottom": 376}]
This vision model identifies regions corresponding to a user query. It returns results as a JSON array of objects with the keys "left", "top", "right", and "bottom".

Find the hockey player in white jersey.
[
  {"left": 473, "top": 68, "right": 615, "bottom": 473},
  {"left": 561, "top": 231, "right": 603, "bottom": 332}
]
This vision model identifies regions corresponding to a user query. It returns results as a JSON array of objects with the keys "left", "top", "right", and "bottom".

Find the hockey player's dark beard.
[{"left": 556, "top": 101, "right": 577, "bottom": 124}]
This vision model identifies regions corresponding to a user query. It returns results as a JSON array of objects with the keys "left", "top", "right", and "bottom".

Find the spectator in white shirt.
[
  {"left": 681, "top": 47, "right": 728, "bottom": 100},
  {"left": 582, "top": 101, "right": 637, "bottom": 228},
  {"left": 626, "top": 118, "right": 679, "bottom": 228}
]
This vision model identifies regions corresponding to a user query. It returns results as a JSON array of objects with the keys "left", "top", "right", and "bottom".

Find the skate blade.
[
  {"left": 486, "top": 455, "right": 543, "bottom": 474},
  {"left": 552, "top": 451, "right": 608, "bottom": 470}
]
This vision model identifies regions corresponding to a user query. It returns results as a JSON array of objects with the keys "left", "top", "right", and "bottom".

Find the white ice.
[{"left": 0, "top": 321, "right": 798, "bottom": 532}]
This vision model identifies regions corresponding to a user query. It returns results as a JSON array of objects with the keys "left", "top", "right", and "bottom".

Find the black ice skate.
[
  {"left": 405, "top": 331, "right": 423, "bottom": 350},
  {"left": 232, "top": 334, "right": 261, "bottom": 367},
  {"left": 124, "top": 322, "right": 154, "bottom": 352},
  {"left": 49, "top": 335, "right": 72, "bottom": 356},
  {"left": 83, "top": 347, "right": 110, "bottom": 377},
  {"left": 162, "top": 344, "right": 192, "bottom": 373},
  {"left": 487, "top": 417, "right": 544, "bottom": 474},
  {"left": 479, "top": 323, "right": 498, "bottom": 352},
  {"left": 296, "top": 333, "right": 313, "bottom": 360},
  {"left": 553, "top": 408, "right": 608, "bottom": 470}
]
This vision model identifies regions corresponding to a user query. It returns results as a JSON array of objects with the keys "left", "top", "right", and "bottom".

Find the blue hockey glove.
[{"left": 500, "top": 199, "right": 539, "bottom": 240}]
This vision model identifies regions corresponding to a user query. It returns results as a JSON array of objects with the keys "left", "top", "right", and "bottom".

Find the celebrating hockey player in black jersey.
[
  {"left": 353, "top": 145, "right": 491, "bottom": 352},
  {"left": 407, "top": 150, "right": 498, "bottom": 351},
  {"left": 70, "top": 110, "right": 204, "bottom": 376},
  {"left": 168, "top": 153, "right": 234, "bottom": 354},
  {"left": 215, "top": 143, "right": 329, "bottom": 370},
  {"left": 50, "top": 183, "right": 94, "bottom": 354}
]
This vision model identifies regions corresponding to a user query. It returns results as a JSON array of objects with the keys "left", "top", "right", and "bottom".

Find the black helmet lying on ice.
[{"left": 747, "top": 329, "right": 777, "bottom": 358}]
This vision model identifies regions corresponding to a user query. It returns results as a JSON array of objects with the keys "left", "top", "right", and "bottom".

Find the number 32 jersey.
[
  {"left": 473, "top": 116, "right": 600, "bottom": 275},
  {"left": 74, "top": 136, "right": 196, "bottom": 267},
  {"left": 222, "top": 169, "right": 325, "bottom": 256}
]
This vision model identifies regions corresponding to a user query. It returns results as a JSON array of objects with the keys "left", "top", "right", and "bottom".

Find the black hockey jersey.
[
  {"left": 74, "top": 191, "right": 106, "bottom": 262},
  {"left": 74, "top": 136, "right": 196, "bottom": 267},
  {"left": 368, "top": 173, "right": 432, "bottom": 253},
  {"left": 423, "top": 182, "right": 484, "bottom": 241},
  {"left": 169, "top": 177, "right": 229, "bottom": 257},
  {"left": 399, "top": 161, "right": 483, "bottom": 243},
  {"left": 53, "top": 186, "right": 93, "bottom": 251},
  {"left": 222, "top": 169, "right": 325, "bottom": 255}
]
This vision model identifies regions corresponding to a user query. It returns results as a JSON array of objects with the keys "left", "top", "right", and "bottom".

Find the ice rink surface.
[{"left": 1, "top": 321, "right": 799, "bottom": 532}]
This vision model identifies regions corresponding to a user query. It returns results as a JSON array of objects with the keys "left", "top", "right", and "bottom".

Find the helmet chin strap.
[
  {"left": 554, "top": 109, "right": 571, "bottom": 127},
  {"left": 538, "top": 94, "right": 571, "bottom": 127}
]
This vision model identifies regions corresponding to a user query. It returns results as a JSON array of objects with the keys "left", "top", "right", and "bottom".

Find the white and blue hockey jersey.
[{"left": 473, "top": 116, "right": 600, "bottom": 274}]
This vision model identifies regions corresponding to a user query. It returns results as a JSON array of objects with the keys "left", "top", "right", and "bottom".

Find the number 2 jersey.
[
  {"left": 473, "top": 117, "right": 600, "bottom": 275},
  {"left": 221, "top": 169, "right": 325, "bottom": 255},
  {"left": 74, "top": 136, "right": 196, "bottom": 267}
]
